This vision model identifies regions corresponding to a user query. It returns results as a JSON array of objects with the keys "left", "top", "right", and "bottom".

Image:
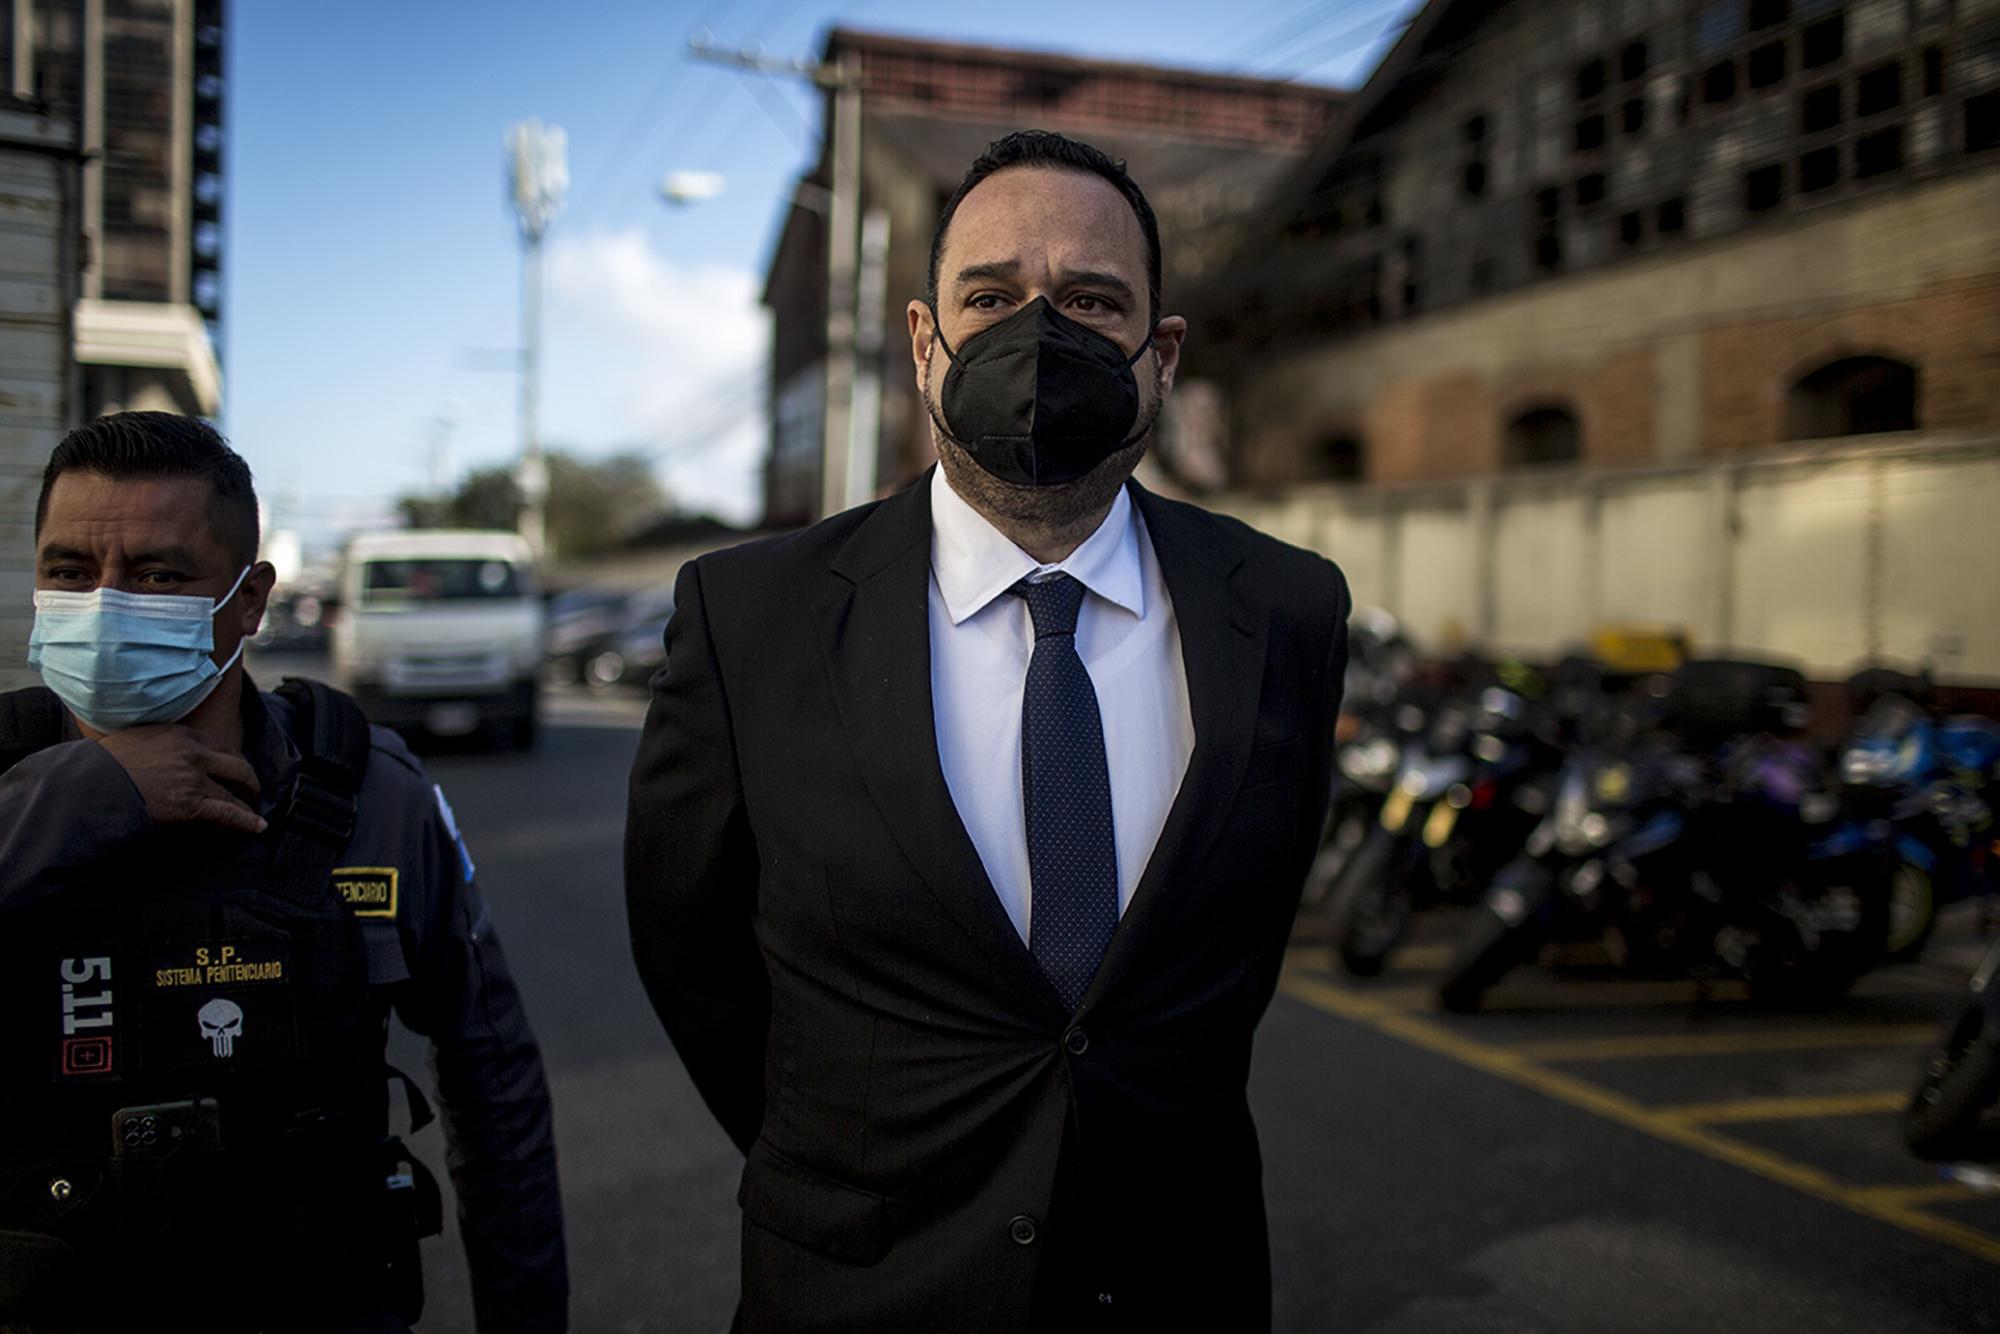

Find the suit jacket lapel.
[
  {"left": 814, "top": 476, "right": 1066, "bottom": 1020},
  {"left": 1085, "top": 482, "right": 1270, "bottom": 1001}
]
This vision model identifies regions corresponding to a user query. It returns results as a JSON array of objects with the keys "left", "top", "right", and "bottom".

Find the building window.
[
  {"left": 1575, "top": 113, "right": 1607, "bottom": 151},
  {"left": 1970, "top": 92, "right": 2000, "bottom": 153},
  {"left": 1802, "top": 82, "right": 1843, "bottom": 132},
  {"left": 1745, "top": 162, "right": 1785, "bottom": 211},
  {"left": 1621, "top": 40, "right": 1649, "bottom": 82},
  {"left": 1800, "top": 144, "right": 1842, "bottom": 190},
  {"left": 1577, "top": 58, "right": 1607, "bottom": 101},
  {"left": 1855, "top": 124, "right": 1904, "bottom": 176},
  {"left": 1922, "top": 46, "right": 1943, "bottom": 97},
  {"left": 1785, "top": 356, "right": 1917, "bottom": 437},
  {"left": 1803, "top": 13, "right": 1845, "bottom": 68},
  {"left": 1698, "top": 1, "right": 1744, "bottom": 54},
  {"left": 1657, "top": 195, "right": 1687, "bottom": 235},
  {"left": 1505, "top": 405, "right": 1583, "bottom": 467},
  {"left": 1319, "top": 434, "right": 1366, "bottom": 482},
  {"left": 1750, "top": 0, "right": 1792, "bottom": 29},
  {"left": 1704, "top": 60, "right": 1739, "bottom": 104},
  {"left": 1856, "top": 60, "right": 1902, "bottom": 115},
  {"left": 1576, "top": 172, "right": 1607, "bottom": 209},
  {"left": 1619, "top": 209, "right": 1645, "bottom": 246},
  {"left": 1749, "top": 40, "right": 1788, "bottom": 88}
]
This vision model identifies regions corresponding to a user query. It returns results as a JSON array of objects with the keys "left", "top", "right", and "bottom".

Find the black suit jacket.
[{"left": 625, "top": 473, "right": 1349, "bottom": 1332}]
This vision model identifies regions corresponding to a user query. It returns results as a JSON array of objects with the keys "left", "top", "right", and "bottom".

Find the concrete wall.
[
  {"left": 1236, "top": 166, "right": 2000, "bottom": 484},
  {"left": 1220, "top": 433, "right": 2000, "bottom": 686},
  {"left": 0, "top": 111, "right": 78, "bottom": 692}
]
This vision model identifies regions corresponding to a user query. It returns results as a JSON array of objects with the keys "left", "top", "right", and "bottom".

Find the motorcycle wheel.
[
  {"left": 1904, "top": 1000, "right": 2000, "bottom": 1161},
  {"left": 1438, "top": 862, "right": 1553, "bottom": 1013},
  {"left": 1325, "top": 830, "right": 1408, "bottom": 977},
  {"left": 1743, "top": 902, "right": 1880, "bottom": 1008},
  {"left": 1300, "top": 808, "right": 1372, "bottom": 910},
  {"left": 1883, "top": 862, "right": 1938, "bottom": 963}
]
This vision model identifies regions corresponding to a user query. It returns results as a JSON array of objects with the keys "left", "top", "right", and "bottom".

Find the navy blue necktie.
[{"left": 1012, "top": 574, "right": 1117, "bottom": 1012}]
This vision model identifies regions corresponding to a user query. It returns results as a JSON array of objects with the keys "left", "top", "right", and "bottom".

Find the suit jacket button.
[
  {"left": 1063, "top": 1027, "right": 1089, "bottom": 1056},
  {"left": 1008, "top": 1215, "right": 1038, "bottom": 1246}
]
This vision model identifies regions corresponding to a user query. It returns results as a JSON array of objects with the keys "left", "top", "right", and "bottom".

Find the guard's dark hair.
[
  {"left": 36, "top": 411, "right": 260, "bottom": 567},
  {"left": 926, "top": 129, "right": 1162, "bottom": 323}
]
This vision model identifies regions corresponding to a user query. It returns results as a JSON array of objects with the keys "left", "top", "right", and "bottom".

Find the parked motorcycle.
[
  {"left": 1440, "top": 659, "right": 1890, "bottom": 1011},
  {"left": 1839, "top": 695, "right": 2000, "bottom": 959},
  {"left": 1325, "top": 680, "right": 1558, "bottom": 975},
  {"left": 1905, "top": 930, "right": 2000, "bottom": 1162}
]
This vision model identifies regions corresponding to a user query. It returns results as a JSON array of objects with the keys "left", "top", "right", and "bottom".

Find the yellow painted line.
[
  {"left": 1480, "top": 978, "right": 1752, "bottom": 1009},
  {"left": 1850, "top": 972, "right": 1959, "bottom": 998},
  {"left": 1846, "top": 1183, "right": 1987, "bottom": 1210},
  {"left": 1504, "top": 1026, "right": 1941, "bottom": 1062},
  {"left": 1278, "top": 974, "right": 2000, "bottom": 1266},
  {"left": 1389, "top": 943, "right": 1455, "bottom": 971},
  {"left": 1656, "top": 1091, "right": 1909, "bottom": 1125}
]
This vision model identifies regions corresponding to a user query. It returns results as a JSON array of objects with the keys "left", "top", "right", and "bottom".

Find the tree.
[{"left": 396, "top": 449, "right": 666, "bottom": 559}]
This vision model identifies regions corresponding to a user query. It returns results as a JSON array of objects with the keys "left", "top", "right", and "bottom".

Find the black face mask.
[{"left": 928, "top": 296, "right": 1154, "bottom": 488}]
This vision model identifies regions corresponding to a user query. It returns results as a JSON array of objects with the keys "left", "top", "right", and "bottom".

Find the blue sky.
[{"left": 226, "top": 0, "right": 1405, "bottom": 547}]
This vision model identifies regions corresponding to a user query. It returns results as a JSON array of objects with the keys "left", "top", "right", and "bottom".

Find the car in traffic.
[{"left": 329, "top": 530, "right": 544, "bottom": 748}]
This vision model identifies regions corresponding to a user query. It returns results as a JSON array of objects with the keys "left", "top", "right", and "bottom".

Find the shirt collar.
[{"left": 929, "top": 467, "right": 1146, "bottom": 626}]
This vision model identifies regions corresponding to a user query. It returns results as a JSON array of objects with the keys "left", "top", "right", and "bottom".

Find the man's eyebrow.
[
  {"left": 952, "top": 260, "right": 1021, "bottom": 287},
  {"left": 36, "top": 543, "right": 94, "bottom": 566},
  {"left": 127, "top": 545, "right": 201, "bottom": 568},
  {"left": 1057, "top": 270, "right": 1137, "bottom": 302}
]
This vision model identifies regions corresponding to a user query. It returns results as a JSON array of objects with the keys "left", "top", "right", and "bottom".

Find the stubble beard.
[{"left": 924, "top": 351, "right": 1165, "bottom": 545}]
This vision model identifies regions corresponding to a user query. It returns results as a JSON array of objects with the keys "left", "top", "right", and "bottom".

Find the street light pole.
[{"left": 506, "top": 119, "right": 567, "bottom": 562}]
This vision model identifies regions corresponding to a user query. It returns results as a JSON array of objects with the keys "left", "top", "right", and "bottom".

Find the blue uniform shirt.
[{"left": 0, "top": 678, "right": 569, "bottom": 1333}]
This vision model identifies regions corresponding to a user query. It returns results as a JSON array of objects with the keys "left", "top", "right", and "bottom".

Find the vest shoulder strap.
[
  {"left": 0, "top": 687, "right": 66, "bottom": 778},
  {"left": 268, "top": 678, "right": 374, "bottom": 908}
]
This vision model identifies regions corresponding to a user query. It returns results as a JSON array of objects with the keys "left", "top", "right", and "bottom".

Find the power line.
[
  {"left": 1269, "top": 1, "right": 1418, "bottom": 79},
  {"left": 1224, "top": 0, "right": 1372, "bottom": 67},
  {"left": 733, "top": 68, "right": 812, "bottom": 150}
]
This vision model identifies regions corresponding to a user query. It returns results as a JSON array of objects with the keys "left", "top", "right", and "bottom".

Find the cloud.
[{"left": 545, "top": 228, "right": 770, "bottom": 523}]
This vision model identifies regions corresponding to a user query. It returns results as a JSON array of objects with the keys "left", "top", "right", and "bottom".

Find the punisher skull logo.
[{"left": 197, "top": 998, "right": 244, "bottom": 1058}]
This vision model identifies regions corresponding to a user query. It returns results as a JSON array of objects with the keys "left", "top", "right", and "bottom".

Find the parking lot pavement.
[{"left": 1277, "top": 906, "right": 2000, "bottom": 1276}]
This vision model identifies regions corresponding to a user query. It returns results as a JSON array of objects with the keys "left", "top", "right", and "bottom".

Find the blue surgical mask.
[{"left": 28, "top": 566, "right": 252, "bottom": 731}]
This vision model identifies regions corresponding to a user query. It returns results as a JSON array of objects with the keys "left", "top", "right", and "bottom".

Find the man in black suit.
[{"left": 626, "top": 130, "right": 1350, "bottom": 1332}]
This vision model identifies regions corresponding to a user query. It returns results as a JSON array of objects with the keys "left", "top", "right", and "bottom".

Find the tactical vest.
[{"left": 0, "top": 680, "right": 442, "bottom": 1332}]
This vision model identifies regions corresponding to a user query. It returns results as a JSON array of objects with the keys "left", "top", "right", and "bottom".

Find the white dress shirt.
[{"left": 928, "top": 468, "right": 1196, "bottom": 944}]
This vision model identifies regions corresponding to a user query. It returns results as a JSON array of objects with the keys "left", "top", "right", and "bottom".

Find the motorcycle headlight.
[
  {"left": 1340, "top": 738, "right": 1399, "bottom": 784},
  {"left": 1580, "top": 812, "right": 1612, "bottom": 847}
]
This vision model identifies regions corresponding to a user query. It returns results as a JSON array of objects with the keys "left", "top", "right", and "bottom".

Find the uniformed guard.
[{"left": 0, "top": 412, "right": 568, "bottom": 1333}]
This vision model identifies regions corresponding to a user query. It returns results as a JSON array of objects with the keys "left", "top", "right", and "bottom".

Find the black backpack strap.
[
  {"left": 267, "top": 678, "right": 374, "bottom": 909},
  {"left": 0, "top": 687, "right": 67, "bottom": 777}
]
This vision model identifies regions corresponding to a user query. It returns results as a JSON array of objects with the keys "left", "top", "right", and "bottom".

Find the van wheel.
[{"left": 505, "top": 711, "right": 537, "bottom": 751}]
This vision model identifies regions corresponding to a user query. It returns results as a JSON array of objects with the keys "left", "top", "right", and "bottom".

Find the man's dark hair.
[
  {"left": 35, "top": 411, "right": 260, "bottom": 567},
  {"left": 926, "top": 129, "right": 1162, "bottom": 324}
]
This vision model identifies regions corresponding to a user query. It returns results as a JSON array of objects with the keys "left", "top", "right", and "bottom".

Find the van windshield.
[{"left": 360, "top": 558, "right": 525, "bottom": 607}]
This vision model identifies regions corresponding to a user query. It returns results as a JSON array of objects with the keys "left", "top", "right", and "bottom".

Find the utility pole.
[
  {"left": 819, "top": 49, "right": 862, "bottom": 519},
  {"left": 687, "top": 35, "right": 871, "bottom": 519},
  {"left": 848, "top": 206, "right": 890, "bottom": 509},
  {"left": 506, "top": 119, "right": 567, "bottom": 562}
]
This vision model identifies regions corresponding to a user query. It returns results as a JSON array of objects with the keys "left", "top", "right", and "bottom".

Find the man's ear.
[
  {"left": 1150, "top": 315, "right": 1188, "bottom": 396},
  {"left": 235, "top": 562, "right": 277, "bottom": 639},
  {"left": 908, "top": 299, "right": 937, "bottom": 393}
]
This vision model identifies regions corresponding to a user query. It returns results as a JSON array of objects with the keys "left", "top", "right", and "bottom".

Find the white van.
[{"left": 330, "top": 530, "right": 543, "bottom": 748}]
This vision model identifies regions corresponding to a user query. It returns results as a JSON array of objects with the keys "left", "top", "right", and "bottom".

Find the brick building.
[
  {"left": 1217, "top": 0, "right": 2000, "bottom": 486},
  {"left": 760, "top": 27, "right": 1344, "bottom": 526}
]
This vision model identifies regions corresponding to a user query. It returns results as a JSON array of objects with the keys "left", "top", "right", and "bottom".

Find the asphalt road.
[{"left": 302, "top": 668, "right": 1998, "bottom": 1333}]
